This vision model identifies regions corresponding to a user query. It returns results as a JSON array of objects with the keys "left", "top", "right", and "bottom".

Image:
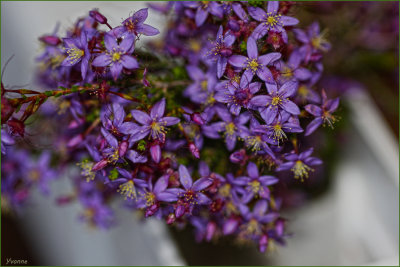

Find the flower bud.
[
  {"left": 229, "top": 149, "right": 247, "bottom": 165},
  {"left": 67, "top": 134, "right": 83, "bottom": 148},
  {"left": 39, "top": 35, "right": 62, "bottom": 46},
  {"left": 7, "top": 118, "right": 25, "bottom": 138},
  {"left": 119, "top": 140, "right": 129, "bottom": 157},
  {"left": 206, "top": 221, "right": 217, "bottom": 241},
  {"left": 191, "top": 112, "right": 205, "bottom": 125},
  {"left": 92, "top": 159, "right": 108, "bottom": 171},
  {"left": 166, "top": 213, "right": 176, "bottom": 225},
  {"left": 258, "top": 234, "right": 268, "bottom": 253},
  {"left": 89, "top": 9, "right": 108, "bottom": 24},
  {"left": 223, "top": 218, "right": 239, "bottom": 235},
  {"left": 150, "top": 144, "right": 161, "bottom": 163},
  {"left": 189, "top": 143, "right": 200, "bottom": 158}
]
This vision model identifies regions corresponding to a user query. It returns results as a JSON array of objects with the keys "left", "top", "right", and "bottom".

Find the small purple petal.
[
  {"left": 179, "top": 165, "right": 193, "bottom": 190},
  {"left": 131, "top": 110, "right": 152, "bottom": 125}
]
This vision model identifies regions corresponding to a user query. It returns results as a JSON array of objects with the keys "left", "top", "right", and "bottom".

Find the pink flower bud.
[
  {"left": 189, "top": 143, "right": 200, "bottom": 158},
  {"left": 258, "top": 234, "right": 268, "bottom": 253},
  {"left": 92, "top": 159, "right": 108, "bottom": 171},
  {"left": 150, "top": 144, "right": 161, "bottom": 163},
  {"left": 119, "top": 141, "right": 129, "bottom": 157},
  {"left": 206, "top": 221, "right": 217, "bottom": 241},
  {"left": 191, "top": 113, "right": 205, "bottom": 125},
  {"left": 166, "top": 213, "right": 176, "bottom": 224},
  {"left": 39, "top": 35, "right": 61, "bottom": 46},
  {"left": 67, "top": 134, "right": 83, "bottom": 148},
  {"left": 89, "top": 9, "right": 108, "bottom": 24}
]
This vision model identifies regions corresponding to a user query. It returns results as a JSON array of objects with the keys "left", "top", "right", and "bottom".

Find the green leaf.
[{"left": 109, "top": 168, "right": 119, "bottom": 181}]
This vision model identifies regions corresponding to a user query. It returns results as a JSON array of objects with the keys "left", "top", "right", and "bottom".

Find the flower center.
[
  {"left": 77, "top": 159, "right": 95, "bottom": 182},
  {"left": 291, "top": 160, "right": 313, "bottom": 182},
  {"left": 189, "top": 40, "right": 202, "bottom": 52},
  {"left": 322, "top": 110, "right": 338, "bottom": 129},
  {"left": 112, "top": 52, "right": 121, "bottom": 62},
  {"left": 225, "top": 122, "right": 236, "bottom": 136},
  {"left": 143, "top": 192, "right": 156, "bottom": 206},
  {"left": 201, "top": 80, "right": 208, "bottom": 91},
  {"left": 282, "top": 66, "right": 293, "bottom": 78},
  {"left": 124, "top": 19, "right": 136, "bottom": 32},
  {"left": 29, "top": 169, "right": 40, "bottom": 182},
  {"left": 65, "top": 47, "right": 84, "bottom": 64},
  {"left": 249, "top": 180, "right": 261, "bottom": 193},
  {"left": 206, "top": 93, "right": 216, "bottom": 105},
  {"left": 271, "top": 96, "right": 282, "bottom": 106},
  {"left": 247, "top": 59, "right": 259, "bottom": 72},
  {"left": 271, "top": 123, "right": 287, "bottom": 145},
  {"left": 107, "top": 148, "right": 120, "bottom": 163},
  {"left": 118, "top": 180, "right": 136, "bottom": 200},
  {"left": 183, "top": 190, "right": 197, "bottom": 204},
  {"left": 245, "top": 135, "right": 263, "bottom": 152},
  {"left": 151, "top": 121, "right": 166, "bottom": 137},
  {"left": 298, "top": 85, "right": 309, "bottom": 98},
  {"left": 265, "top": 14, "right": 281, "bottom": 28},
  {"left": 219, "top": 184, "right": 231, "bottom": 197},
  {"left": 243, "top": 219, "right": 261, "bottom": 235}
]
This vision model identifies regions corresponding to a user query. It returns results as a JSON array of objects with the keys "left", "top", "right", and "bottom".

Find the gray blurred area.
[{"left": 1, "top": 2, "right": 399, "bottom": 266}]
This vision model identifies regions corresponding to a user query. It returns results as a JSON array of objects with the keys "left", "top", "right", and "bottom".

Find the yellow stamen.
[
  {"left": 271, "top": 96, "right": 282, "bottom": 106},
  {"left": 112, "top": 52, "right": 121, "bottom": 62},
  {"left": 117, "top": 180, "right": 137, "bottom": 200},
  {"left": 65, "top": 47, "right": 84, "bottom": 64},
  {"left": 247, "top": 59, "right": 259, "bottom": 72},
  {"left": 225, "top": 122, "right": 236, "bottom": 136},
  {"left": 291, "top": 160, "right": 313, "bottom": 182},
  {"left": 77, "top": 160, "right": 96, "bottom": 182}
]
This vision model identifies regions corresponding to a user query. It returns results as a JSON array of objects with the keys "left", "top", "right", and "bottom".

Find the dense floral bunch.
[{"left": 1, "top": 1, "right": 339, "bottom": 252}]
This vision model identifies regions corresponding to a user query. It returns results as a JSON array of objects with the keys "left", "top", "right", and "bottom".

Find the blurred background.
[{"left": 1, "top": 1, "right": 399, "bottom": 266}]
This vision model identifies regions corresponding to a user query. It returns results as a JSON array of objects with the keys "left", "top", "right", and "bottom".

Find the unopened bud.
[
  {"left": 89, "top": 9, "right": 108, "bottom": 24},
  {"left": 189, "top": 143, "right": 200, "bottom": 158},
  {"left": 191, "top": 112, "right": 205, "bottom": 125},
  {"left": 39, "top": 35, "right": 62, "bottom": 46}
]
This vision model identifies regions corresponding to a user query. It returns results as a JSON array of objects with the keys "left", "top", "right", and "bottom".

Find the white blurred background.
[{"left": 2, "top": 2, "right": 399, "bottom": 266}]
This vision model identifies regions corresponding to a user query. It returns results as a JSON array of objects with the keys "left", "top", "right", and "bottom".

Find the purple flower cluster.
[{"left": 2, "top": 2, "right": 341, "bottom": 254}]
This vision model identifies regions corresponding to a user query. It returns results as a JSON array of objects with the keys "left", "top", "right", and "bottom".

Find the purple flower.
[
  {"left": 258, "top": 111, "right": 303, "bottom": 145},
  {"left": 130, "top": 98, "right": 180, "bottom": 142},
  {"left": 248, "top": 1, "right": 299, "bottom": 41},
  {"left": 92, "top": 33, "right": 138, "bottom": 81},
  {"left": 229, "top": 37, "right": 281, "bottom": 83},
  {"left": 250, "top": 80, "right": 300, "bottom": 124},
  {"left": 206, "top": 107, "right": 250, "bottom": 151},
  {"left": 276, "top": 148, "right": 323, "bottom": 181},
  {"left": 205, "top": 26, "right": 236, "bottom": 78},
  {"left": 61, "top": 31, "right": 91, "bottom": 79},
  {"left": 23, "top": 151, "right": 57, "bottom": 195},
  {"left": 170, "top": 165, "right": 213, "bottom": 217},
  {"left": 237, "top": 162, "right": 278, "bottom": 203},
  {"left": 110, "top": 168, "right": 148, "bottom": 200},
  {"left": 214, "top": 74, "right": 262, "bottom": 115},
  {"left": 100, "top": 103, "right": 139, "bottom": 137},
  {"left": 137, "top": 175, "right": 178, "bottom": 217},
  {"left": 293, "top": 22, "right": 331, "bottom": 63},
  {"left": 184, "top": 65, "right": 218, "bottom": 105},
  {"left": 184, "top": 1, "right": 224, "bottom": 27},
  {"left": 275, "top": 50, "right": 312, "bottom": 83},
  {"left": 304, "top": 90, "right": 339, "bottom": 136},
  {"left": 238, "top": 199, "right": 279, "bottom": 238},
  {"left": 239, "top": 118, "right": 276, "bottom": 158},
  {"left": 111, "top": 8, "right": 160, "bottom": 38}
]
